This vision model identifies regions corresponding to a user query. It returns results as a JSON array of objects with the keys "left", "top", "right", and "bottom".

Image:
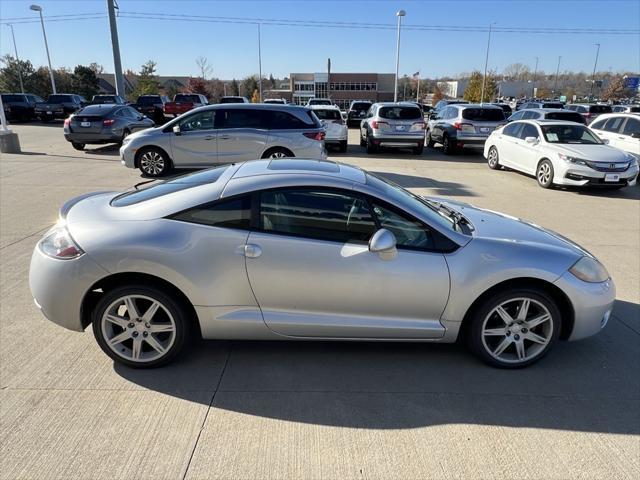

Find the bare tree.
[
  {"left": 503, "top": 63, "right": 531, "bottom": 81},
  {"left": 195, "top": 56, "right": 212, "bottom": 80}
]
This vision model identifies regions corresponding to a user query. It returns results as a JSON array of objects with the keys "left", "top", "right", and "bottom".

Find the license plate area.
[
  {"left": 80, "top": 121, "right": 91, "bottom": 128},
  {"left": 605, "top": 173, "right": 620, "bottom": 182},
  {"left": 395, "top": 125, "right": 406, "bottom": 131}
]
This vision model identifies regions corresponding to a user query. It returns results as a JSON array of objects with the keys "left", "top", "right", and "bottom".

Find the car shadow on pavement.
[
  {"left": 114, "top": 299, "right": 639, "bottom": 435},
  {"left": 371, "top": 170, "right": 477, "bottom": 197}
]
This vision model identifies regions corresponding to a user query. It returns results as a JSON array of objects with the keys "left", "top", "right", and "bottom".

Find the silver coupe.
[{"left": 29, "top": 159, "right": 615, "bottom": 368}]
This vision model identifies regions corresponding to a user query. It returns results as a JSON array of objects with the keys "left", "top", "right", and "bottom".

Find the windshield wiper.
[{"left": 429, "top": 200, "right": 474, "bottom": 232}]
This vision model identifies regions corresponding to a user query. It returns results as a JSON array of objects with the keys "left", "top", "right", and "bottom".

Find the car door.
[
  {"left": 244, "top": 187, "right": 449, "bottom": 339},
  {"left": 494, "top": 122, "right": 523, "bottom": 167},
  {"left": 216, "top": 108, "right": 269, "bottom": 162},
  {"left": 510, "top": 123, "right": 541, "bottom": 174},
  {"left": 592, "top": 116, "right": 624, "bottom": 147},
  {"left": 170, "top": 109, "right": 218, "bottom": 166},
  {"left": 619, "top": 117, "right": 640, "bottom": 157}
]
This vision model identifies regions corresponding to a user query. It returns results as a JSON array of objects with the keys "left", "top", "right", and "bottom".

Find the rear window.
[
  {"left": 93, "top": 96, "right": 117, "bottom": 103},
  {"left": 48, "top": 95, "right": 74, "bottom": 103},
  {"left": 308, "top": 99, "right": 332, "bottom": 105},
  {"left": 175, "top": 94, "right": 202, "bottom": 103},
  {"left": 545, "top": 111, "right": 584, "bottom": 123},
  {"left": 77, "top": 105, "right": 113, "bottom": 115},
  {"left": 351, "top": 102, "right": 371, "bottom": 110},
  {"left": 589, "top": 105, "right": 612, "bottom": 114},
  {"left": 379, "top": 106, "right": 422, "bottom": 120},
  {"left": 542, "top": 103, "right": 564, "bottom": 109},
  {"left": 629, "top": 106, "right": 640, "bottom": 113},
  {"left": 1, "top": 94, "right": 25, "bottom": 102},
  {"left": 137, "top": 96, "right": 160, "bottom": 105},
  {"left": 220, "top": 97, "right": 245, "bottom": 103},
  {"left": 268, "top": 110, "right": 318, "bottom": 129},
  {"left": 461, "top": 108, "right": 505, "bottom": 121},
  {"left": 111, "top": 166, "right": 229, "bottom": 207},
  {"left": 313, "top": 109, "right": 341, "bottom": 120}
]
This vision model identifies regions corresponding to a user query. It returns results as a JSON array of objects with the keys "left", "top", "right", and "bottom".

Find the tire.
[
  {"left": 442, "top": 134, "right": 456, "bottom": 155},
  {"left": 91, "top": 285, "right": 191, "bottom": 368},
  {"left": 40, "top": 116, "right": 50, "bottom": 123},
  {"left": 536, "top": 159, "right": 554, "bottom": 189},
  {"left": 137, "top": 147, "right": 171, "bottom": 177},
  {"left": 262, "top": 147, "right": 293, "bottom": 159},
  {"left": 413, "top": 143, "right": 424, "bottom": 155},
  {"left": 339, "top": 140, "right": 348, "bottom": 153},
  {"left": 71, "top": 142, "right": 85, "bottom": 151},
  {"left": 360, "top": 132, "right": 366, "bottom": 147},
  {"left": 426, "top": 130, "right": 435, "bottom": 148},
  {"left": 119, "top": 129, "right": 130, "bottom": 146},
  {"left": 487, "top": 146, "right": 501, "bottom": 170},
  {"left": 366, "top": 132, "right": 377, "bottom": 154},
  {"left": 466, "top": 288, "right": 561, "bottom": 368}
]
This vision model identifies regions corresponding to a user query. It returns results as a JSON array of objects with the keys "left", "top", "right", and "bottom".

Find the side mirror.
[
  {"left": 525, "top": 136, "right": 538, "bottom": 144},
  {"left": 172, "top": 124, "right": 181, "bottom": 135},
  {"left": 630, "top": 132, "right": 640, "bottom": 139},
  {"left": 602, "top": 138, "right": 610, "bottom": 145},
  {"left": 369, "top": 228, "right": 397, "bottom": 260}
]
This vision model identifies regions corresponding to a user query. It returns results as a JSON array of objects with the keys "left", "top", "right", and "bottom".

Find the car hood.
[
  {"left": 429, "top": 197, "right": 590, "bottom": 257},
  {"left": 555, "top": 143, "right": 630, "bottom": 162}
]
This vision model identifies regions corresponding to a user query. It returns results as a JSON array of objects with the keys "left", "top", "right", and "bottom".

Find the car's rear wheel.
[
  {"left": 359, "top": 132, "right": 366, "bottom": 147},
  {"left": 467, "top": 289, "right": 561, "bottom": 368},
  {"left": 137, "top": 147, "right": 171, "bottom": 177},
  {"left": 442, "top": 134, "right": 456, "bottom": 155},
  {"left": 487, "top": 146, "right": 501, "bottom": 169},
  {"left": 339, "top": 140, "right": 348, "bottom": 153},
  {"left": 366, "top": 132, "right": 377, "bottom": 154},
  {"left": 119, "top": 129, "right": 130, "bottom": 146},
  {"left": 413, "top": 143, "right": 424, "bottom": 155},
  {"left": 92, "top": 285, "right": 190, "bottom": 368},
  {"left": 536, "top": 159, "right": 554, "bottom": 188},
  {"left": 71, "top": 142, "right": 85, "bottom": 151},
  {"left": 262, "top": 147, "right": 293, "bottom": 159},
  {"left": 426, "top": 130, "right": 435, "bottom": 148}
]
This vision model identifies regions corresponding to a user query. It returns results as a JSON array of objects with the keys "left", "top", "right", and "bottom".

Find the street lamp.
[
  {"left": 553, "top": 55, "right": 561, "bottom": 97},
  {"left": 30, "top": 4, "right": 56, "bottom": 94},
  {"left": 589, "top": 43, "right": 601, "bottom": 100},
  {"left": 480, "top": 22, "right": 496, "bottom": 105},
  {"left": 7, "top": 24, "right": 24, "bottom": 93},
  {"left": 531, "top": 56, "right": 539, "bottom": 98},
  {"left": 393, "top": 10, "right": 406, "bottom": 103}
]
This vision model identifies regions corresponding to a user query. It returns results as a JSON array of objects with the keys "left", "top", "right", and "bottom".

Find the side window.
[
  {"left": 622, "top": 118, "right": 640, "bottom": 136},
  {"left": 127, "top": 107, "right": 141, "bottom": 118},
  {"left": 521, "top": 111, "right": 536, "bottom": 119},
  {"left": 114, "top": 108, "right": 126, "bottom": 117},
  {"left": 217, "top": 109, "right": 269, "bottom": 129},
  {"left": 259, "top": 189, "right": 376, "bottom": 243},
  {"left": 519, "top": 124, "right": 540, "bottom": 140},
  {"left": 602, "top": 117, "right": 625, "bottom": 133},
  {"left": 503, "top": 122, "right": 523, "bottom": 137},
  {"left": 179, "top": 110, "right": 215, "bottom": 132},
  {"left": 509, "top": 111, "right": 524, "bottom": 121},
  {"left": 371, "top": 203, "right": 433, "bottom": 250},
  {"left": 267, "top": 110, "right": 311, "bottom": 129},
  {"left": 172, "top": 196, "right": 251, "bottom": 230},
  {"left": 590, "top": 119, "right": 606, "bottom": 130}
]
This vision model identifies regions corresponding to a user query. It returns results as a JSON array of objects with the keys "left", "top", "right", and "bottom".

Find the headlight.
[
  {"left": 558, "top": 153, "right": 587, "bottom": 166},
  {"left": 121, "top": 136, "right": 132, "bottom": 145},
  {"left": 569, "top": 256, "right": 609, "bottom": 283},
  {"left": 39, "top": 225, "right": 84, "bottom": 260}
]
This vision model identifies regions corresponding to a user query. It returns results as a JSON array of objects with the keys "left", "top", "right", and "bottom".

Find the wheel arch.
[
  {"left": 134, "top": 145, "right": 173, "bottom": 169},
  {"left": 80, "top": 272, "right": 201, "bottom": 338},
  {"left": 458, "top": 277, "right": 575, "bottom": 341},
  {"left": 261, "top": 146, "right": 294, "bottom": 159}
]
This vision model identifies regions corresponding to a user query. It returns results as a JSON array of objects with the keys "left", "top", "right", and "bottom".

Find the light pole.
[
  {"left": 106, "top": 0, "right": 125, "bottom": 98},
  {"left": 553, "top": 55, "right": 561, "bottom": 97},
  {"left": 589, "top": 43, "right": 601, "bottom": 100},
  {"left": 531, "top": 56, "right": 539, "bottom": 98},
  {"left": 393, "top": 10, "right": 406, "bottom": 102},
  {"left": 7, "top": 24, "right": 24, "bottom": 93},
  {"left": 480, "top": 22, "right": 495, "bottom": 105},
  {"left": 29, "top": 4, "right": 56, "bottom": 94},
  {"left": 257, "top": 23, "right": 263, "bottom": 102}
]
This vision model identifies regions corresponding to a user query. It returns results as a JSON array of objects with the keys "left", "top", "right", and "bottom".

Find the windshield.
[
  {"left": 589, "top": 105, "right": 612, "bottom": 113},
  {"left": 365, "top": 172, "right": 462, "bottom": 233},
  {"left": 93, "top": 96, "right": 117, "bottom": 103},
  {"left": 175, "top": 94, "right": 201, "bottom": 103},
  {"left": 542, "top": 103, "right": 564, "bottom": 109},
  {"left": 351, "top": 102, "right": 371, "bottom": 111},
  {"left": 541, "top": 124, "right": 602, "bottom": 144},
  {"left": 48, "top": 95, "right": 73, "bottom": 103},
  {"left": 546, "top": 111, "right": 584, "bottom": 123},
  {"left": 137, "top": 96, "right": 160, "bottom": 105},
  {"left": 462, "top": 108, "right": 505, "bottom": 121},
  {"left": 379, "top": 106, "right": 422, "bottom": 120},
  {"left": 313, "top": 109, "right": 341, "bottom": 120}
]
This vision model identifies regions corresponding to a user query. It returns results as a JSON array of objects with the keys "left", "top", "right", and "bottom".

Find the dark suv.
[
  {"left": 347, "top": 101, "right": 372, "bottom": 128},
  {"left": 91, "top": 95, "right": 126, "bottom": 105},
  {"left": 132, "top": 95, "right": 168, "bottom": 124},
  {"left": 1, "top": 93, "right": 44, "bottom": 122}
]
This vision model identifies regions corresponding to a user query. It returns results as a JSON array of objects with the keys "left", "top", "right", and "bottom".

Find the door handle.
[
  {"left": 204, "top": 135, "right": 215, "bottom": 140},
  {"left": 618, "top": 136, "right": 625, "bottom": 140},
  {"left": 219, "top": 134, "right": 230, "bottom": 140},
  {"left": 244, "top": 244, "right": 262, "bottom": 258}
]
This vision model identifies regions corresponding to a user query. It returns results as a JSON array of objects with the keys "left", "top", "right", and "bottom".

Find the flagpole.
[{"left": 416, "top": 72, "right": 420, "bottom": 102}]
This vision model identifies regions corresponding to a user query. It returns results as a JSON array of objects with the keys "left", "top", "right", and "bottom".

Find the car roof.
[
  {"left": 78, "top": 104, "right": 120, "bottom": 111},
  {"left": 309, "top": 105, "right": 340, "bottom": 110},
  {"left": 591, "top": 112, "right": 640, "bottom": 120},
  {"left": 454, "top": 103, "right": 502, "bottom": 109},
  {"left": 531, "top": 108, "right": 574, "bottom": 113},
  {"left": 198, "top": 103, "right": 309, "bottom": 110},
  {"left": 374, "top": 102, "right": 423, "bottom": 107},
  {"left": 513, "top": 119, "right": 583, "bottom": 126},
  {"left": 232, "top": 159, "right": 366, "bottom": 184}
]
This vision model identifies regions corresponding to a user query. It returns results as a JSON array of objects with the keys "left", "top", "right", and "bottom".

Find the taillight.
[
  {"left": 64, "top": 118, "right": 71, "bottom": 127},
  {"left": 39, "top": 225, "right": 84, "bottom": 260},
  {"left": 411, "top": 121, "right": 426, "bottom": 131},
  {"left": 371, "top": 120, "right": 389, "bottom": 130},
  {"left": 453, "top": 122, "right": 475, "bottom": 133},
  {"left": 103, "top": 119, "right": 115, "bottom": 126},
  {"left": 303, "top": 131, "right": 325, "bottom": 141}
]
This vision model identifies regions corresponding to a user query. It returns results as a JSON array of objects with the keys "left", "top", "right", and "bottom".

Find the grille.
[{"left": 585, "top": 161, "right": 629, "bottom": 172}]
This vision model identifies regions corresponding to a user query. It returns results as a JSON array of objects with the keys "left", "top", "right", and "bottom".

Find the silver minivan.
[{"left": 120, "top": 104, "right": 327, "bottom": 177}]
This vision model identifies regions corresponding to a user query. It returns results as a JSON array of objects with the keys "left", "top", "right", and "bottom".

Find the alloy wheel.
[
  {"left": 100, "top": 294, "right": 176, "bottom": 363},
  {"left": 140, "top": 151, "right": 165, "bottom": 175},
  {"left": 537, "top": 162, "right": 552, "bottom": 186},
  {"left": 480, "top": 297, "right": 553, "bottom": 364},
  {"left": 269, "top": 151, "right": 287, "bottom": 159},
  {"left": 488, "top": 147, "right": 499, "bottom": 168}
]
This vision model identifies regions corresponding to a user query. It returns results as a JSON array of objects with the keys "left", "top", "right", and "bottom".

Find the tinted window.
[
  {"left": 48, "top": 95, "right": 74, "bottom": 103},
  {"left": 542, "top": 103, "right": 563, "bottom": 109},
  {"left": 137, "top": 96, "right": 161, "bottom": 105},
  {"left": 312, "top": 109, "right": 341, "bottom": 120},
  {"left": 179, "top": 110, "right": 214, "bottom": 131},
  {"left": 1, "top": 94, "right": 26, "bottom": 102},
  {"left": 602, "top": 117, "right": 625, "bottom": 133},
  {"left": 462, "top": 108, "right": 505, "bottom": 121},
  {"left": 379, "top": 106, "right": 422, "bottom": 120},
  {"left": 503, "top": 123, "right": 523, "bottom": 137},
  {"left": 629, "top": 106, "right": 640, "bottom": 113},
  {"left": 589, "top": 105, "right": 612, "bottom": 114},
  {"left": 545, "top": 111, "right": 585, "bottom": 123},
  {"left": 351, "top": 102, "right": 371, "bottom": 110},
  {"left": 220, "top": 97, "right": 246, "bottom": 103},
  {"left": 519, "top": 124, "right": 540, "bottom": 140},
  {"left": 217, "top": 109, "right": 268, "bottom": 129},
  {"left": 622, "top": 118, "right": 640, "bottom": 136},
  {"left": 541, "top": 125, "right": 601, "bottom": 144},
  {"left": 78, "top": 105, "right": 115, "bottom": 115},
  {"left": 590, "top": 118, "right": 606, "bottom": 130},
  {"left": 172, "top": 196, "right": 251, "bottom": 230},
  {"left": 93, "top": 95, "right": 118, "bottom": 104},
  {"left": 175, "top": 94, "right": 202, "bottom": 103},
  {"left": 521, "top": 111, "right": 539, "bottom": 119},
  {"left": 508, "top": 111, "right": 524, "bottom": 121},
  {"left": 260, "top": 189, "right": 376, "bottom": 243},
  {"left": 111, "top": 166, "right": 229, "bottom": 207},
  {"left": 371, "top": 203, "right": 433, "bottom": 249},
  {"left": 268, "top": 110, "right": 314, "bottom": 129}
]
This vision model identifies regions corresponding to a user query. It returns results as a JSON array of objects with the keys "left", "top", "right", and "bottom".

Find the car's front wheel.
[
  {"left": 92, "top": 285, "right": 190, "bottom": 368},
  {"left": 137, "top": 147, "right": 171, "bottom": 177},
  {"left": 536, "top": 159, "right": 554, "bottom": 188},
  {"left": 71, "top": 142, "right": 85, "bottom": 151},
  {"left": 467, "top": 289, "right": 561, "bottom": 368},
  {"left": 487, "top": 146, "right": 500, "bottom": 169}
]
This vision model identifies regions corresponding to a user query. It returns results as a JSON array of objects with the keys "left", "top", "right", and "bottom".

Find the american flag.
[{"left": 412, "top": 71, "right": 420, "bottom": 78}]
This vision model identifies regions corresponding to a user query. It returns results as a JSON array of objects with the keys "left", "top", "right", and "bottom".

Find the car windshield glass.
[
  {"left": 313, "top": 109, "right": 341, "bottom": 120},
  {"left": 111, "top": 166, "right": 229, "bottom": 207},
  {"left": 378, "top": 106, "right": 422, "bottom": 120},
  {"left": 351, "top": 102, "right": 371, "bottom": 110},
  {"left": 590, "top": 105, "right": 612, "bottom": 113},
  {"left": 93, "top": 96, "right": 116, "bottom": 103},
  {"left": 542, "top": 103, "right": 563, "bottom": 109},
  {"left": 365, "top": 172, "right": 461, "bottom": 233},
  {"left": 309, "top": 100, "right": 331, "bottom": 105},
  {"left": 541, "top": 125, "right": 602, "bottom": 144},
  {"left": 137, "top": 97, "right": 159, "bottom": 105},
  {"left": 2, "top": 94, "right": 25, "bottom": 102},
  {"left": 48, "top": 95, "right": 73, "bottom": 103},
  {"left": 462, "top": 108, "right": 505, "bottom": 121},
  {"left": 546, "top": 112, "right": 583, "bottom": 122},
  {"left": 175, "top": 94, "right": 201, "bottom": 103}
]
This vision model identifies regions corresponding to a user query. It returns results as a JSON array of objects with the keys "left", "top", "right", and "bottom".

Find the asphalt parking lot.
[{"left": 1, "top": 122, "right": 639, "bottom": 480}]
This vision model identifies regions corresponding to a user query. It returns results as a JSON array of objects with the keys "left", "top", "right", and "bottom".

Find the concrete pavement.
[{"left": 1, "top": 122, "right": 639, "bottom": 479}]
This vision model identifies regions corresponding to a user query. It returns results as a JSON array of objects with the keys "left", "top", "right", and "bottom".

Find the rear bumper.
[
  {"left": 35, "top": 110, "right": 65, "bottom": 119},
  {"left": 64, "top": 132, "right": 122, "bottom": 144},
  {"left": 370, "top": 133, "right": 424, "bottom": 148}
]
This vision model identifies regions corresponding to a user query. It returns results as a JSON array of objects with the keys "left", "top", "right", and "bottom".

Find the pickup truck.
[
  {"left": 1, "top": 93, "right": 45, "bottom": 122},
  {"left": 91, "top": 94, "right": 126, "bottom": 105},
  {"left": 132, "top": 95, "right": 168, "bottom": 124},
  {"left": 163, "top": 93, "right": 209, "bottom": 117},
  {"left": 34, "top": 94, "right": 86, "bottom": 122}
]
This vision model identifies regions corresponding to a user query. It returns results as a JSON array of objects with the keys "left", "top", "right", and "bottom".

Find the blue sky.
[{"left": 1, "top": 0, "right": 639, "bottom": 79}]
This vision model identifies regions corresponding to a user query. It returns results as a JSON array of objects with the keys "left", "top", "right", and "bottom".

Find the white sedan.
[
  {"left": 483, "top": 120, "right": 639, "bottom": 189},
  {"left": 589, "top": 113, "right": 640, "bottom": 159},
  {"left": 310, "top": 105, "right": 348, "bottom": 152}
]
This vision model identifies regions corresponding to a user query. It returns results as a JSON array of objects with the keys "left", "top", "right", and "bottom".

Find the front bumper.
[
  {"left": 36, "top": 109, "right": 65, "bottom": 119},
  {"left": 29, "top": 244, "right": 109, "bottom": 332},
  {"left": 553, "top": 270, "right": 616, "bottom": 341},
  {"left": 120, "top": 144, "right": 136, "bottom": 168},
  {"left": 557, "top": 163, "right": 639, "bottom": 187}
]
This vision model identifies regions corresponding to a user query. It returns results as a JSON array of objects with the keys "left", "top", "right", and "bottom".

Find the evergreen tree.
[
  {"left": 71, "top": 65, "right": 100, "bottom": 99},
  {"left": 230, "top": 79, "right": 239, "bottom": 96},
  {"left": 463, "top": 71, "right": 497, "bottom": 102},
  {"left": 131, "top": 60, "right": 159, "bottom": 100}
]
